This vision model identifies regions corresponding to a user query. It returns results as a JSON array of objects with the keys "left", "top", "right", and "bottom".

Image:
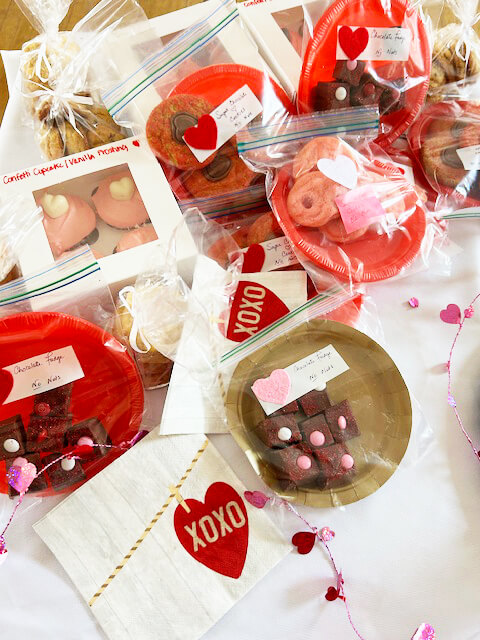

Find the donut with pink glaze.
[
  {"left": 115, "top": 225, "right": 158, "bottom": 252},
  {"left": 92, "top": 171, "right": 149, "bottom": 229},
  {"left": 41, "top": 192, "right": 97, "bottom": 257}
]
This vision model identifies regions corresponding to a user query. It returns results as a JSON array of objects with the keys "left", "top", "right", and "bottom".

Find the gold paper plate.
[{"left": 225, "top": 318, "right": 412, "bottom": 507}]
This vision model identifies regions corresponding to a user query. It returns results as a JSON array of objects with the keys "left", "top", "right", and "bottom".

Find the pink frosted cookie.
[
  {"left": 41, "top": 193, "right": 97, "bottom": 257},
  {"left": 292, "top": 137, "right": 357, "bottom": 180},
  {"left": 287, "top": 172, "right": 347, "bottom": 227},
  {"left": 92, "top": 172, "right": 149, "bottom": 229},
  {"left": 321, "top": 217, "right": 369, "bottom": 244},
  {"left": 115, "top": 224, "right": 158, "bottom": 252}
]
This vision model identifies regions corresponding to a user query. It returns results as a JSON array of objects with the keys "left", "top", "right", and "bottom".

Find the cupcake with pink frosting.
[
  {"left": 92, "top": 171, "right": 149, "bottom": 229},
  {"left": 115, "top": 224, "right": 158, "bottom": 253},
  {"left": 40, "top": 192, "right": 97, "bottom": 257}
]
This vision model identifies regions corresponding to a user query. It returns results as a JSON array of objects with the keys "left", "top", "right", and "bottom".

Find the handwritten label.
[
  {"left": 336, "top": 26, "right": 411, "bottom": 61},
  {"left": 233, "top": 236, "right": 298, "bottom": 271},
  {"left": 253, "top": 344, "right": 349, "bottom": 415},
  {"left": 336, "top": 185, "right": 385, "bottom": 233},
  {"left": 456, "top": 144, "right": 480, "bottom": 170},
  {"left": 2, "top": 346, "right": 84, "bottom": 404},
  {"left": 185, "top": 85, "right": 263, "bottom": 163}
]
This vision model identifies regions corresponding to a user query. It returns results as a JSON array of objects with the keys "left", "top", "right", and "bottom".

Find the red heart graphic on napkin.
[
  {"left": 440, "top": 303, "right": 461, "bottom": 324},
  {"left": 184, "top": 114, "right": 218, "bottom": 150},
  {"left": 338, "top": 26, "right": 369, "bottom": 60},
  {"left": 174, "top": 482, "right": 248, "bottom": 579},
  {"left": 226, "top": 280, "right": 290, "bottom": 342},
  {"left": 242, "top": 243, "right": 265, "bottom": 273},
  {"left": 292, "top": 531, "right": 316, "bottom": 554}
]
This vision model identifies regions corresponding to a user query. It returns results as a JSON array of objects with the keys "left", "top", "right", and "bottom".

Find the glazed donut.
[{"left": 287, "top": 172, "right": 347, "bottom": 227}]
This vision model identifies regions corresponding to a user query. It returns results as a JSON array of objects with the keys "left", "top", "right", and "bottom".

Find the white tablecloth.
[{"left": 1, "top": 50, "right": 480, "bottom": 640}]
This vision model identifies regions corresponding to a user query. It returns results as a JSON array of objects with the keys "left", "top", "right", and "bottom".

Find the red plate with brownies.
[
  {"left": 0, "top": 312, "right": 144, "bottom": 497},
  {"left": 225, "top": 317, "right": 411, "bottom": 507},
  {"left": 297, "top": 0, "right": 431, "bottom": 147}
]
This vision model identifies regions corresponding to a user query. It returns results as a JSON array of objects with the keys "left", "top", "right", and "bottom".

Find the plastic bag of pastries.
[
  {"left": 0, "top": 196, "right": 42, "bottom": 285},
  {"left": 15, "top": 0, "right": 147, "bottom": 160}
]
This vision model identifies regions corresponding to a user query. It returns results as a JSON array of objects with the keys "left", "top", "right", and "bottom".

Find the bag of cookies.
[
  {"left": 16, "top": 0, "right": 146, "bottom": 160},
  {"left": 237, "top": 107, "right": 446, "bottom": 284},
  {"left": 0, "top": 197, "right": 42, "bottom": 285},
  {"left": 428, "top": 0, "right": 480, "bottom": 102},
  {"left": 101, "top": 0, "right": 294, "bottom": 201}
]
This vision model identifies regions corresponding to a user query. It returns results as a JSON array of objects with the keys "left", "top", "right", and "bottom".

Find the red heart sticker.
[
  {"left": 174, "top": 482, "right": 248, "bottom": 579},
  {"left": 291, "top": 531, "right": 316, "bottom": 554},
  {"left": 132, "top": 140, "right": 140, "bottom": 147},
  {"left": 338, "top": 26, "right": 369, "bottom": 60},
  {"left": 184, "top": 114, "right": 218, "bottom": 151},
  {"left": 242, "top": 243, "right": 265, "bottom": 273},
  {"left": 226, "top": 281, "right": 290, "bottom": 343}
]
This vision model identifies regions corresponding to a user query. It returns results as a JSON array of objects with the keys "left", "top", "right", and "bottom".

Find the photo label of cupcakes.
[{"left": 226, "top": 317, "right": 412, "bottom": 506}]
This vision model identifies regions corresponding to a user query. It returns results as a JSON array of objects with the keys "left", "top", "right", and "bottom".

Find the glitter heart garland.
[{"left": 244, "top": 490, "right": 434, "bottom": 639}]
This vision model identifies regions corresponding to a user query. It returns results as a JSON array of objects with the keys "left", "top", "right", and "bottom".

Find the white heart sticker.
[
  {"left": 109, "top": 177, "right": 135, "bottom": 201},
  {"left": 317, "top": 155, "right": 358, "bottom": 190},
  {"left": 42, "top": 193, "right": 69, "bottom": 218}
]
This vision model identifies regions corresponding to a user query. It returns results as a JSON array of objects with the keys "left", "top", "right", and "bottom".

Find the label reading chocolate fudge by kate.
[
  {"left": 336, "top": 26, "right": 411, "bottom": 62},
  {"left": 252, "top": 344, "right": 349, "bottom": 415},
  {"left": 456, "top": 144, "right": 480, "bottom": 170},
  {"left": 184, "top": 85, "right": 263, "bottom": 163},
  {"left": 2, "top": 346, "right": 84, "bottom": 404}
]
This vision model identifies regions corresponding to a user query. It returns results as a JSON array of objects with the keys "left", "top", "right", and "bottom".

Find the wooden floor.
[{"left": 0, "top": 0, "right": 199, "bottom": 124}]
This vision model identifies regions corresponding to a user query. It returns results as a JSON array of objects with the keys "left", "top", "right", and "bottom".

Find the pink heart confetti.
[
  {"left": 411, "top": 623, "right": 435, "bottom": 640},
  {"left": 7, "top": 457, "right": 37, "bottom": 494},
  {"left": 252, "top": 369, "right": 291, "bottom": 405},
  {"left": 320, "top": 526, "right": 335, "bottom": 542},
  {"left": 464, "top": 305, "right": 474, "bottom": 318},
  {"left": 244, "top": 490, "right": 269, "bottom": 509},
  {"left": 408, "top": 297, "right": 419, "bottom": 308},
  {"left": 440, "top": 303, "right": 461, "bottom": 324}
]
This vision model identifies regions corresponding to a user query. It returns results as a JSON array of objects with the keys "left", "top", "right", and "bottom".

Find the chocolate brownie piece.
[
  {"left": 333, "top": 59, "right": 366, "bottom": 86},
  {"left": 65, "top": 418, "right": 110, "bottom": 459},
  {"left": 6, "top": 453, "right": 48, "bottom": 497},
  {"left": 350, "top": 76, "right": 384, "bottom": 107},
  {"left": 379, "top": 85, "right": 405, "bottom": 116},
  {"left": 312, "top": 82, "right": 350, "bottom": 111},
  {"left": 27, "top": 415, "right": 71, "bottom": 452},
  {"left": 33, "top": 383, "right": 73, "bottom": 417},
  {"left": 272, "top": 400, "right": 299, "bottom": 416},
  {"left": 300, "top": 413, "right": 334, "bottom": 449},
  {"left": 0, "top": 415, "right": 26, "bottom": 461},
  {"left": 254, "top": 414, "right": 302, "bottom": 449},
  {"left": 270, "top": 445, "right": 321, "bottom": 489},
  {"left": 312, "top": 442, "right": 355, "bottom": 488},
  {"left": 324, "top": 400, "right": 360, "bottom": 443},
  {"left": 43, "top": 453, "right": 86, "bottom": 491},
  {"left": 298, "top": 389, "right": 331, "bottom": 417}
]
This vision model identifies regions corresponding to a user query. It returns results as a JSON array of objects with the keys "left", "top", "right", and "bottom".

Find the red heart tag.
[
  {"left": 291, "top": 531, "right": 316, "bottom": 554},
  {"left": 338, "top": 26, "right": 369, "bottom": 60},
  {"left": 226, "top": 281, "right": 290, "bottom": 343},
  {"left": 184, "top": 114, "right": 218, "bottom": 150},
  {"left": 0, "top": 368, "right": 14, "bottom": 406},
  {"left": 174, "top": 482, "right": 249, "bottom": 579},
  {"left": 242, "top": 244, "right": 265, "bottom": 273}
]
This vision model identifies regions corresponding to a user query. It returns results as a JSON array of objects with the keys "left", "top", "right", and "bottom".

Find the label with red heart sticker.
[
  {"left": 174, "top": 482, "right": 249, "bottom": 579},
  {"left": 184, "top": 84, "right": 263, "bottom": 163},
  {"left": 239, "top": 237, "right": 298, "bottom": 273},
  {"left": 336, "top": 26, "right": 411, "bottom": 61}
]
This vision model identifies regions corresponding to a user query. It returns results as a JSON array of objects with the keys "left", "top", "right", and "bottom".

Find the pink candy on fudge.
[{"left": 92, "top": 171, "right": 149, "bottom": 229}]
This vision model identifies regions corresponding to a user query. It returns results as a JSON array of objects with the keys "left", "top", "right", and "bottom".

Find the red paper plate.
[
  {"left": 0, "top": 312, "right": 144, "bottom": 497},
  {"left": 408, "top": 100, "right": 480, "bottom": 208},
  {"left": 297, "top": 0, "right": 431, "bottom": 148},
  {"left": 271, "top": 166, "right": 427, "bottom": 282}
]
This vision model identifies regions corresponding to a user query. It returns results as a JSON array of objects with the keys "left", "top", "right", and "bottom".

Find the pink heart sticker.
[
  {"left": 252, "top": 369, "right": 291, "bottom": 405},
  {"left": 317, "top": 155, "right": 357, "bottom": 190},
  {"left": 440, "top": 304, "right": 461, "bottom": 324},
  {"left": 7, "top": 457, "right": 37, "bottom": 494}
]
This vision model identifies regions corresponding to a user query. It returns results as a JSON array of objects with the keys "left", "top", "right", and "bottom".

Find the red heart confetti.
[
  {"left": 325, "top": 586, "right": 341, "bottom": 601},
  {"left": 291, "top": 531, "right": 316, "bottom": 554},
  {"left": 244, "top": 490, "right": 269, "bottom": 509},
  {"left": 184, "top": 114, "right": 218, "bottom": 150},
  {"left": 338, "top": 26, "right": 369, "bottom": 60}
]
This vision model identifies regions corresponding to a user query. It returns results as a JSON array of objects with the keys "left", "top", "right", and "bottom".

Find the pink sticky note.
[{"left": 335, "top": 186, "right": 385, "bottom": 233}]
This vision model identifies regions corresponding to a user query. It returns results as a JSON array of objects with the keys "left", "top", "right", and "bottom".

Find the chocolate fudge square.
[
  {"left": 6, "top": 453, "right": 47, "bottom": 497},
  {"left": 254, "top": 414, "right": 302, "bottom": 449},
  {"left": 312, "top": 443, "right": 355, "bottom": 489},
  {"left": 350, "top": 77, "right": 384, "bottom": 107},
  {"left": 65, "top": 418, "right": 111, "bottom": 459},
  {"left": 27, "top": 415, "right": 71, "bottom": 452},
  {"left": 333, "top": 59, "right": 366, "bottom": 86},
  {"left": 0, "top": 415, "right": 26, "bottom": 461},
  {"left": 270, "top": 445, "right": 321, "bottom": 489},
  {"left": 33, "top": 382, "right": 73, "bottom": 417},
  {"left": 298, "top": 389, "right": 331, "bottom": 417},
  {"left": 43, "top": 453, "right": 86, "bottom": 491},
  {"left": 312, "top": 82, "right": 350, "bottom": 111},
  {"left": 272, "top": 400, "right": 299, "bottom": 416},
  {"left": 300, "top": 413, "right": 334, "bottom": 449},
  {"left": 324, "top": 400, "right": 360, "bottom": 443}
]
